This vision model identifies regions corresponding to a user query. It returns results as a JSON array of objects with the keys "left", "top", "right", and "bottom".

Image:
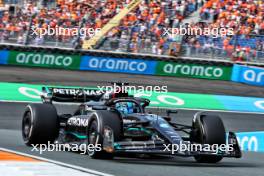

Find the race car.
[{"left": 22, "top": 84, "right": 241, "bottom": 163}]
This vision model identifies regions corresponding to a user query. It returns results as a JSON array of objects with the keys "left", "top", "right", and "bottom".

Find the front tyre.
[
  {"left": 22, "top": 104, "right": 59, "bottom": 145},
  {"left": 87, "top": 110, "right": 122, "bottom": 159},
  {"left": 192, "top": 115, "right": 226, "bottom": 163}
]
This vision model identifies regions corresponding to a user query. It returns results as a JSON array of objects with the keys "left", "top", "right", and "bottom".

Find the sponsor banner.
[
  {"left": 80, "top": 56, "right": 157, "bottom": 75},
  {"left": 8, "top": 51, "right": 81, "bottom": 70},
  {"left": 156, "top": 61, "right": 232, "bottom": 80},
  {"left": 1, "top": 82, "right": 264, "bottom": 112},
  {"left": 235, "top": 131, "right": 264, "bottom": 152},
  {"left": 0, "top": 50, "right": 9, "bottom": 65},
  {"left": 231, "top": 64, "right": 264, "bottom": 86}
]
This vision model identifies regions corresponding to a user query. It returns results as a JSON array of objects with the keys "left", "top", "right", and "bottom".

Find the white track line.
[
  {"left": 1, "top": 99, "right": 264, "bottom": 115},
  {"left": 0, "top": 148, "right": 114, "bottom": 176}
]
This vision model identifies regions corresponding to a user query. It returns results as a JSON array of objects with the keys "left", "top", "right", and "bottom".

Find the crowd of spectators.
[
  {"left": 200, "top": 0, "right": 263, "bottom": 35},
  {"left": 182, "top": 0, "right": 264, "bottom": 61},
  {"left": 0, "top": 0, "right": 129, "bottom": 46},
  {"left": 101, "top": 0, "right": 201, "bottom": 55},
  {"left": 100, "top": 0, "right": 201, "bottom": 55},
  {"left": 0, "top": 0, "right": 200, "bottom": 54}
]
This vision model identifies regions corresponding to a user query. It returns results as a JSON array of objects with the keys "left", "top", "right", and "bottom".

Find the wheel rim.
[
  {"left": 22, "top": 112, "right": 32, "bottom": 140},
  {"left": 87, "top": 121, "right": 99, "bottom": 156}
]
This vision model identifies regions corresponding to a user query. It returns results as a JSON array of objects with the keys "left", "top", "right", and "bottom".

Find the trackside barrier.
[
  {"left": 0, "top": 50, "right": 9, "bottom": 64},
  {"left": 232, "top": 64, "right": 264, "bottom": 86},
  {"left": 7, "top": 50, "right": 81, "bottom": 70},
  {"left": 1, "top": 49, "right": 264, "bottom": 86},
  {"left": 155, "top": 61, "right": 232, "bottom": 80},
  {"left": 0, "top": 49, "right": 233, "bottom": 81},
  {"left": 80, "top": 56, "right": 157, "bottom": 75},
  {"left": 80, "top": 56, "right": 233, "bottom": 80},
  {"left": 235, "top": 131, "right": 264, "bottom": 152}
]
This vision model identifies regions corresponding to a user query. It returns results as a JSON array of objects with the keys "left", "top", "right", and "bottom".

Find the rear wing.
[{"left": 41, "top": 87, "right": 105, "bottom": 103}]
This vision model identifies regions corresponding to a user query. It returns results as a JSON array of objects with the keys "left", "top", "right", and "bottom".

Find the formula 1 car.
[{"left": 22, "top": 84, "right": 241, "bottom": 163}]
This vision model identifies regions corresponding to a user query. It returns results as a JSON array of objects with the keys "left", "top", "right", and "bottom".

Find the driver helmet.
[{"left": 115, "top": 102, "right": 134, "bottom": 115}]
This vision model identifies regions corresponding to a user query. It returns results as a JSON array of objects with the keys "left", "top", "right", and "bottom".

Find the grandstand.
[
  {"left": 182, "top": 0, "right": 264, "bottom": 62},
  {"left": 0, "top": 0, "right": 263, "bottom": 62}
]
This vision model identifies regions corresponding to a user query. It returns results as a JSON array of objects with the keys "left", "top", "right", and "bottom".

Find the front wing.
[{"left": 104, "top": 132, "right": 242, "bottom": 158}]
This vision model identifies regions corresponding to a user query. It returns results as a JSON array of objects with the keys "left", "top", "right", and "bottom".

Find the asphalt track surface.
[{"left": 0, "top": 66, "right": 264, "bottom": 176}]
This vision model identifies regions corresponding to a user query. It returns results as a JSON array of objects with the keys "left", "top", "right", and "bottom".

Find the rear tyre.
[
  {"left": 22, "top": 104, "right": 59, "bottom": 145},
  {"left": 192, "top": 115, "right": 226, "bottom": 163},
  {"left": 87, "top": 110, "right": 122, "bottom": 159}
]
